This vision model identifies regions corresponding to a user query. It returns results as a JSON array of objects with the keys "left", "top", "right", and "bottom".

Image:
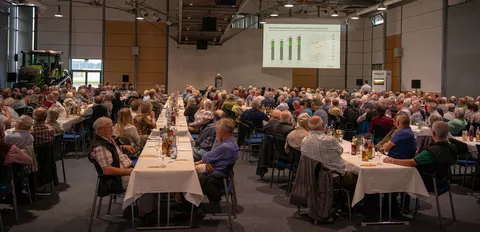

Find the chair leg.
[
  {"left": 61, "top": 158, "right": 67, "bottom": 184},
  {"left": 472, "top": 167, "right": 478, "bottom": 195},
  {"left": 286, "top": 170, "right": 293, "bottom": 196},
  {"left": 461, "top": 164, "right": 468, "bottom": 191},
  {"left": 434, "top": 194, "right": 443, "bottom": 228},
  {"left": 231, "top": 178, "right": 238, "bottom": 213},
  {"left": 0, "top": 212, "right": 4, "bottom": 232},
  {"left": 344, "top": 190, "right": 352, "bottom": 221},
  {"left": 107, "top": 195, "right": 114, "bottom": 215},
  {"left": 96, "top": 196, "right": 103, "bottom": 218},
  {"left": 449, "top": 189, "right": 456, "bottom": 221},
  {"left": 10, "top": 174, "right": 19, "bottom": 222},
  {"left": 25, "top": 175, "right": 33, "bottom": 204},
  {"left": 230, "top": 193, "right": 237, "bottom": 219},
  {"left": 270, "top": 164, "right": 275, "bottom": 188},
  {"left": 224, "top": 179, "right": 233, "bottom": 231},
  {"left": 88, "top": 179, "right": 100, "bottom": 232},
  {"left": 277, "top": 167, "right": 281, "bottom": 186},
  {"left": 74, "top": 137, "right": 79, "bottom": 160}
]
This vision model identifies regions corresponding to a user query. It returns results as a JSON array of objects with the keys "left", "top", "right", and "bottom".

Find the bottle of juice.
[
  {"left": 362, "top": 148, "right": 369, "bottom": 161},
  {"left": 367, "top": 141, "right": 373, "bottom": 159},
  {"left": 476, "top": 128, "right": 480, "bottom": 141},
  {"left": 351, "top": 137, "right": 357, "bottom": 155}
]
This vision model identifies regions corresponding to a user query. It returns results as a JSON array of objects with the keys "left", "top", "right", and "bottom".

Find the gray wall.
[{"left": 446, "top": 0, "right": 480, "bottom": 97}]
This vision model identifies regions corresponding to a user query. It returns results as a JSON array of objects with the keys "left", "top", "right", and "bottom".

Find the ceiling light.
[
  {"left": 331, "top": 10, "right": 338, "bottom": 17},
  {"left": 185, "top": 36, "right": 189, "bottom": 41},
  {"left": 218, "top": 27, "right": 222, "bottom": 31},
  {"left": 351, "top": 15, "right": 359, "bottom": 20},
  {"left": 153, "top": 13, "right": 161, "bottom": 22},
  {"left": 377, "top": 1, "right": 387, "bottom": 11},
  {"left": 189, "top": 0, "right": 194, "bottom": 6},
  {"left": 135, "top": 8, "right": 144, "bottom": 20},
  {"left": 224, "top": 16, "right": 228, "bottom": 21},
  {"left": 186, "top": 27, "right": 190, "bottom": 31},
  {"left": 54, "top": 5, "right": 63, "bottom": 18},
  {"left": 260, "top": 21, "right": 266, "bottom": 24},
  {"left": 187, "top": 15, "right": 191, "bottom": 20},
  {"left": 284, "top": 0, "right": 294, "bottom": 8},
  {"left": 213, "top": 37, "right": 217, "bottom": 42},
  {"left": 270, "top": 10, "right": 279, "bottom": 17}
]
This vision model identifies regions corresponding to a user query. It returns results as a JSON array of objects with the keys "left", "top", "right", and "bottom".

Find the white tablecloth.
[
  {"left": 58, "top": 115, "right": 81, "bottom": 131},
  {"left": 340, "top": 141, "right": 429, "bottom": 207},
  {"left": 123, "top": 99, "right": 204, "bottom": 209}
]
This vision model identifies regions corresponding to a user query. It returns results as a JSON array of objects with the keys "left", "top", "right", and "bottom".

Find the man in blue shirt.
[
  {"left": 195, "top": 118, "right": 238, "bottom": 202},
  {"left": 192, "top": 110, "right": 225, "bottom": 161},
  {"left": 380, "top": 114, "right": 416, "bottom": 159},
  {"left": 240, "top": 100, "right": 269, "bottom": 128}
]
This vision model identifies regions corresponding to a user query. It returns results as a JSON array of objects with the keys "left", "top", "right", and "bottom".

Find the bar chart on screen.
[{"left": 262, "top": 24, "right": 341, "bottom": 69}]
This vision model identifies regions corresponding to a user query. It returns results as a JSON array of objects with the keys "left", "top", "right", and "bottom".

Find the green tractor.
[{"left": 13, "top": 50, "right": 71, "bottom": 89}]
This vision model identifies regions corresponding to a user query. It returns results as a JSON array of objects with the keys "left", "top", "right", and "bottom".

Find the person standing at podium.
[{"left": 214, "top": 73, "right": 223, "bottom": 90}]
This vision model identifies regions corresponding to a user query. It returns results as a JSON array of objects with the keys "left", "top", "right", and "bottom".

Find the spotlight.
[
  {"left": 331, "top": 10, "right": 338, "bottom": 17},
  {"left": 270, "top": 10, "right": 279, "bottom": 17},
  {"left": 54, "top": 5, "right": 63, "bottom": 17},
  {"left": 153, "top": 13, "right": 161, "bottom": 22},
  {"left": 284, "top": 0, "right": 293, "bottom": 8},
  {"left": 377, "top": 0, "right": 387, "bottom": 11}
]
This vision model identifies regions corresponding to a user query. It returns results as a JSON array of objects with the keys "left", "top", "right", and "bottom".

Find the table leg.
[
  {"left": 379, "top": 193, "right": 383, "bottom": 222},
  {"left": 157, "top": 193, "right": 161, "bottom": 226},
  {"left": 189, "top": 203, "right": 194, "bottom": 229},
  {"left": 167, "top": 192, "right": 171, "bottom": 227},
  {"left": 361, "top": 193, "right": 410, "bottom": 226},
  {"left": 389, "top": 193, "right": 392, "bottom": 222},
  {"left": 131, "top": 200, "right": 136, "bottom": 231}
]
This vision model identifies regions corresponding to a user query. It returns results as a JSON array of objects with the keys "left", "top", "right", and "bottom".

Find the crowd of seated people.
[{"left": 1, "top": 81, "right": 477, "bottom": 225}]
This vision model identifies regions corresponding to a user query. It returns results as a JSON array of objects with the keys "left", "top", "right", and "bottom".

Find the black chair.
[
  {"left": 64, "top": 118, "right": 87, "bottom": 159},
  {"left": 0, "top": 164, "right": 20, "bottom": 227},
  {"left": 449, "top": 138, "right": 477, "bottom": 190},
  {"left": 32, "top": 141, "right": 56, "bottom": 197},
  {"left": 270, "top": 134, "right": 292, "bottom": 189},
  {"left": 210, "top": 160, "right": 237, "bottom": 231},
  {"left": 470, "top": 145, "right": 480, "bottom": 195},
  {"left": 87, "top": 154, "right": 126, "bottom": 232},
  {"left": 415, "top": 166, "right": 456, "bottom": 228},
  {"left": 286, "top": 148, "right": 301, "bottom": 196},
  {"left": 53, "top": 135, "right": 66, "bottom": 184}
]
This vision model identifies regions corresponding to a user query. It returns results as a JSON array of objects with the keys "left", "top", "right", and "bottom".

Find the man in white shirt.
[{"left": 360, "top": 80, "right": 372, "bottom": 94}]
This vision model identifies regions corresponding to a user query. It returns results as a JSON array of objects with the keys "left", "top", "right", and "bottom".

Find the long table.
[
  {"left": 122, "top": 99, "right": 203, "bottom": 229},
  {"left": 339, "top": 141, "right": 429, "bottom": 225}
]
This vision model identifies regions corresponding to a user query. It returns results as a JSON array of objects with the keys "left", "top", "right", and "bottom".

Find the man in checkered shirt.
[
  {"left": 31, "top": 107, "right": 55, "bottom": 146},
  {"left": 90, "top": 117, "right": 154, "bottom": 217},
  {"left": 301, "top": 116, "right": 357, "bottom": 190}
]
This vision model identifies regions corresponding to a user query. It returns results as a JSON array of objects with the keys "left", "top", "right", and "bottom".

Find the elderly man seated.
[
  {"left": 148, "top": 90, "right": 163, "bottom": 118},
  {"left": 4, "top": 115, "right": 34, "bottom": 149},
  {"left": 240, "top": 99, "right": 269, "bottom": 129},
  {"left": 194, "top": 118, "right": 238, "bottom": 202},
  {"left": 31, "top": 107, "right": 55, "bottom": 146},
  {"left": 443, "top": 103, "right": 456, "bottom": 121},
  {"left": 415, "top": 114, "right": 445, "bottom": 154},
  {"left": 47, "top": 108, "right": 64, "bottom": 136},
  {"left": 261, "top": 109, "right": 281, "bottom": 135},
  {"left": 273, "top": 110, "right": 295, "bottom": 138},
  {"left": 447, "top": 108, "right": 467, "bottom": 136},
  {"left": 380, "top": 114, "right": 416, "bottom": 160},
  {"left": 301, "top": 116, "right": 357, "bottom": 189},
  {"left": 193, "top": 110, "right": 225, "bottom": 161},
  {"left": 286, "top": 113, "right": 310, "bottom": 152},
  {"left": 383, "top": 121, "right": 457, "bottom": 201},
  {"left": 90, "top": 117, "right": 154, "bottom": 218}
]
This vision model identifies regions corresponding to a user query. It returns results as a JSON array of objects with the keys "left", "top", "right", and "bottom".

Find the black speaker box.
[
  {"left": 411, "top": 80, "right": 421, "bottom": 89},
  {"left": 202, "top": 17, "right": 217, "bottom": 31},
  {"left": 122, "top": 74, "right": 129, "bottom": 83},
  {"left": 197, "top": 40, "right": 208, "bottom": 50},
  {"left": 216, "top": 0, "right": 236, "bottom": 5},
  {"left": 356, "top": 79, "right": 363, "bottom": 86},
  {"left": 7, "top": 72, "right": 17, "bottom": 82}
]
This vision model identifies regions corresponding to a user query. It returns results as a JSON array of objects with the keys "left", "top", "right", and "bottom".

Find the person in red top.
[
  {"left": 43, "top": 94, "right": 56, "bottom": 108},
  {"left": 293, "top": 100, "right": 305, "bottom": 118},
  {"left": 369, "top": 105, "right": 394, "bottom": 143}
]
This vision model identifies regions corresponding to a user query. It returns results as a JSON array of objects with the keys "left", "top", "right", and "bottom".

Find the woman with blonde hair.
[
  {"left": 134, "top": 101, "right": 157, "bottom": 138},
  {"left": 114, "top": 108, "right": 143, "bottom": 151}
]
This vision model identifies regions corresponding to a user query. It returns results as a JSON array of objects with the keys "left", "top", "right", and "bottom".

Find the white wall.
[
  {"left": 168, "top": 29, "right": 292, "bottom": 91},
  {"left": 401, "top": 0, "right": 443, "bottom": 92}
]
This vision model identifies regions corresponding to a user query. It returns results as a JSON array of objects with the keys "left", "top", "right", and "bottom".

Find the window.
[
  {"left": 372, "top": 63, "right": 383, "bottom": 70},
  {"left": 231, "top": 15, "right": 258, "bottom": 29},
  {"left": 369, "top": 14, "right": 384, "bottom": 26},
  {"left": 71, "top": 59, "right": 102, "bottom": 88}
]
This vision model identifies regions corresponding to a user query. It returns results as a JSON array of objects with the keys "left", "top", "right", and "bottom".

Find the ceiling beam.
[
  {"left": 179, "top": 0, "right": 184, "bottom": 43},
  {"left": 182, "top": 6, "right": 238, "bottom": 13}
]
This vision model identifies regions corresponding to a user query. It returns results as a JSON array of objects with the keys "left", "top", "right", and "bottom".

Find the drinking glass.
[
  {"left": 376, "top": 150, "right": 383, "bottom": 165},
  {"left": 462, "top": 130, "right": 468, "bottom": 141},
  {"left": 158, "top": 139, "right": 167, "bottom": 168},
  {"left": 155, "top": 139, "right": 161, "bottom": 158}
]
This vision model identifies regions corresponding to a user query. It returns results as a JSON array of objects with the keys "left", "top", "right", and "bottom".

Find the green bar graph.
[
  {"left": 297, "top": 36, "right": 301, "bottom": 61},
  {"left": 288, "top": 37, "right": 292, "bottom": 60},
  {"left": 280, "top": 40, "right": 284, "bottom": 60},
  {"left": 271, "top": 40, "right": 275, "bottom": 60}
]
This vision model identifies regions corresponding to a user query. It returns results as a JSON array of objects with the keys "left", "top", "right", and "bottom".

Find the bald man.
[
  {"left": 31, "top": 107, "right": 55, "bottom": 146},
  {"left": 261, "top": 109, "right": 281, "bottom": 135},
  {"left": 380, "top": 114, "right": 416, "bottom": 160}
]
